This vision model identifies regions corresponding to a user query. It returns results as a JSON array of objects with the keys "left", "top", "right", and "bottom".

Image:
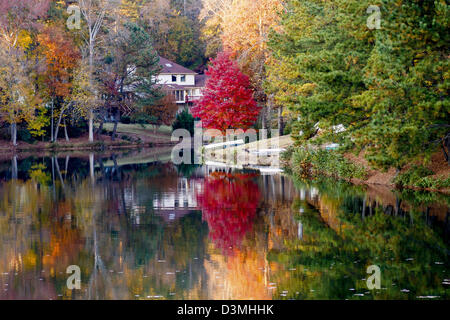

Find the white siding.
[{"left": 156, "top": 74, "right": 195, "bottom": 86}]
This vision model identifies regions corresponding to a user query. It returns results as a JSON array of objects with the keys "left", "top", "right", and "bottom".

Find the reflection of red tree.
[{"left": 197, "top": 172, "right": 260, "bottom": 255}]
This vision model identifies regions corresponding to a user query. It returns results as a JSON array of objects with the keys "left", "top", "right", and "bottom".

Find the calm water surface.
[{"left": 0, "top": 149, "right": 449, "bottom": 300}]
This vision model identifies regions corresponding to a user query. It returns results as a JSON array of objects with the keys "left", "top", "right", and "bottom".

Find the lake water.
[{"left": 0, "top": 149, "right": 449, "bottom": 300}]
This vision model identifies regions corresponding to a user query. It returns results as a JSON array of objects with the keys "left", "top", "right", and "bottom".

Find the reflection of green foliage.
[
  {"left": 269, "top": 198, "right": 450, "bottom": 300},
  {"left": 292, "top": 174, "right": 367, "bottom": 200},
  {"left": 176, "top": 164, "right": 199, "bottom": 178},
  {"left": 29, "top": 164, "right": 51, "bottom": 185},
  {"left": 396, "top": 189, "right": 450, "bottom": 207}
]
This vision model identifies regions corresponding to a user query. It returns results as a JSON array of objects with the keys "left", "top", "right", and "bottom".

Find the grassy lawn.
[{"left": 102, "top": 123, "right": 173, "bottom": 142}]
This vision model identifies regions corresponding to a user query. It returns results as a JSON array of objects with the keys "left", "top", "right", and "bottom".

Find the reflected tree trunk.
[
  {"left": 89, "top": 153, "right": 95, "bottom": 185},
  {"left": 362, "top": 198, "right": 366, "bottom": 220},
  {"left": 11, "top": 155, "right": 18, "bottom": 179},
  {"left": 54, "top": 156, "right": 65, "bottom": 191},
  {"left": 51, "top": 156, "right": 56, "bottom": 198},
  {"left": 64, "top": 155, "right": 70, "bottom": 180}
]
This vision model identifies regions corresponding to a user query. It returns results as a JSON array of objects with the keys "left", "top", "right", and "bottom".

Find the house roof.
[
  {"left": 195, "top": 74, "right": 208, "bottom": 87},
  {"left": 159, "top": 57, "right": 197, "bottom": 75}
]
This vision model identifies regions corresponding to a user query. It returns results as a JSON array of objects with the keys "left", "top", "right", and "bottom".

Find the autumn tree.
[
  {"left": 221, "top": 0, "right": 284, "bottom": 129},
  {"left": 77, "top": 0, "right": 113, "bottom": 142},
  {"left": 199, "top": 0, "right": 233, "bottom": 56},
  {"left": 37, "top": 25, "right": 81, "bottom": 142},
  {"left": 0, "top": 47, "right": 42, "bottom": 145},
  {"left": 138, "top": 0, "right": 206, "bottom": 69},
  {"left": 192, "top": 51, "right": 259, "bottom": 132},
  {"left": 101, "top": 22, "right": 162, "bottom": 140},
  {"left": 144, "top": 93, "right": 178, "bottom": 133},
  {"left": 0, "top": 0, "right": 50, "bottom": 49},
  {"left": 0, "top": 0, "right": 50, "bottom": 145},
  {"left": 200, "top": 0, "right": 284, "bottom": 130}
]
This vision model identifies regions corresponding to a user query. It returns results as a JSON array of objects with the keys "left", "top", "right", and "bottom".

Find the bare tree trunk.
[
  {"left": 89, "top": 109, "right": 94, "bottom": 142},
  {"left": 278, "top": 106, "right": 284, "bottom": 136},
  {"left": 11, "top": 122, "right": 17, "bottom": 146},
  {"left": 54, "top": 103, "right": 71, "bottom": 143},
  {"left": 88, "top": 38, "right": 95, "bottom": 143},
  {"left": 50, "top": 99, "right": 54, "bottom": 142},
  {"left": 111, "top": 109, "right": 120, "bottom": 141},
  {"left": 260, "top": 104, "right": 266, "bottom": 130},
  {"left": 96, "top": 118, "right": 104, "bottom": 137},
  {"left": 64, "top": 119, "right": 70, "bottom": 142}
]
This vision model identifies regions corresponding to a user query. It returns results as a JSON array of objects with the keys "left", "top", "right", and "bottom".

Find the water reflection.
[{"left": 0, "top": 151, "right": 448, "bottom": 300}]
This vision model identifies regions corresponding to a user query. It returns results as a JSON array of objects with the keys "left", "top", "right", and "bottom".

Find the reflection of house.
[
  {"left": 156, "top": 57, "right": 208, "bottom": 107},
  {"left": 152, "top": 178, "right": 203, "bottom": 221}
]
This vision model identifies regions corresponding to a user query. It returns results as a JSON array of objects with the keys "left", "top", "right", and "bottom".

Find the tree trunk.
[
  {"left": 64, "top": 119, "right": 70, "bottom": 142},
  {"left": 50, "top": 99, "right": 54, "bottom": 142},
  {"left": 278, "top": 106, "right": 284, "bottom": 136},
  {"left": 260, "top": 104, "right": 266, "bottom": 130},
  {"left": 11, "top": 122, "right": 17, "bottom": 146},
  {"left": 267, "top": 98, "right": 273, "bottom": 133},
  {"left": 111, "top": 121, "right": 118, "bottom": 141},
  {"left": 111, "top": 109, "right": 120, "bottom": 141},
  {"left": 96, "top": 118, "right": 104, "bottom": 137},
  {"left": 88, "top": 109, "right": 94, "bottom": 142},
  {"left": 88, "top": 38, "right": 95, "bottom": 143},
  {"left": 54, "top": 104, "right": 71, "bottom": 143}
]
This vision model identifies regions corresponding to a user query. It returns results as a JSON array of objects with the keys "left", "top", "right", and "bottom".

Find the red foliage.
[
  {"left": 192, "top": 51, "right": 260, "bottom": 132},
  {"left": 197, "top": 172, "right": 261, "bottom": 255},
  {"left": 38, "top": 25, "right": 81, "bottom": 99}
]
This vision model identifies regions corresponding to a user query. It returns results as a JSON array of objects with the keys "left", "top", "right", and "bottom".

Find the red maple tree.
[{"left": 192, "top": 51, "right": 260, "bottom": 132}]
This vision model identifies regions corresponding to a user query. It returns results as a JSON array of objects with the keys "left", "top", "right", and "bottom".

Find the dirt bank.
[{"left": 345, "top": 150, "right": 450, "bottom": 194}]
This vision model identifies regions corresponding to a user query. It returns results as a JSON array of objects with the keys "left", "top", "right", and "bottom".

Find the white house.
[{"left": 156, "top": 57, "right": 208, "bottom": 107}]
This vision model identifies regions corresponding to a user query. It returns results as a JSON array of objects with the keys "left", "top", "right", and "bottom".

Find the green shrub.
[
  {"left": 121, "top": 115, "right": 131, "bottom": 124},
  {"left": 283, "top": 121, "right": 292, "bottom": 135},
  {"left": 172, "top": 109, "right": 195, "bottom": 136},
  {"left": 394, "top": 165, "right": 433, "bottom": 187},
  {"left": 287, "top": 148, "right": 367, "bottom": 181},
  {"left": 393, "top": 165, "right": 449, "bottom": 190}
]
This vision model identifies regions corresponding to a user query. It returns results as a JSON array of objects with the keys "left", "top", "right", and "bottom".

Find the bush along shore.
[{"left": 281, "top": 147, "right": 450, "bottom": 194}]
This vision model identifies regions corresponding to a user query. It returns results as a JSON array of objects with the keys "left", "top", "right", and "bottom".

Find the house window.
[
  {"left": 175, "top": 90, "right": 184, "bottom": 102},
  {"left": 172, "top": 75, "right": 177, "bottom": 82},
  {"left": 180, "top": 75, "right": 186, "bottom": 82}
]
